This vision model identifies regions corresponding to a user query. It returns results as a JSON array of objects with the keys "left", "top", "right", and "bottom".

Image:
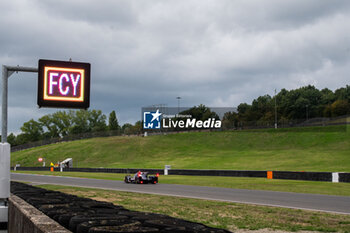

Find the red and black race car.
[{"left": 124, "top": 171, "right": 159, "bottom": 184}]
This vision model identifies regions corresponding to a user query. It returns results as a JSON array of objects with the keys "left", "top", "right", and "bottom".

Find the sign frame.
[{"left": 37, "top": 59, "right": 91, "bottom": 109}]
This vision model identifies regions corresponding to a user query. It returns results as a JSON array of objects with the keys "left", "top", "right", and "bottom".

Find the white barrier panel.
[
  {"left": 0, "top": 143, "right": 10, "bottom": 226},
  {"left": 0, "top": 205, "right": 7, "bottom": 224},
  {"left": 0, "top": 143, "right": 10, "bottom": 199},
  {"left": 164, "top": 165, "right": 171, "bottom": 176},
  {"left": 332, "top": 172, "right": 339, "bottom": 183}
]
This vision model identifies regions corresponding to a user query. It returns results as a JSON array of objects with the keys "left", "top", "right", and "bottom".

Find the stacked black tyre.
[{"left": 11, "top": 182, "right": 232, "bottom": 233}]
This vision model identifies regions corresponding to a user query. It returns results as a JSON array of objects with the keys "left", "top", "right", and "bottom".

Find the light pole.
[
  {"left": 176, "top": 97, "right": 181, "bottom": 114},
  {"left": 274, "top": 89, "right": 277, "bottom": 129}
]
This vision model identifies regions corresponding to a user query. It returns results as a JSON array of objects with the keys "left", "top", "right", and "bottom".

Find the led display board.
[{"left": 37, "top": 59, "right": 90, "bottom": 109}]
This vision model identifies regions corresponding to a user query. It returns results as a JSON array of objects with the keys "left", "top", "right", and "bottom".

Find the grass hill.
[{"left": 11, "top": 125, "right": 350, "bottom": 172}]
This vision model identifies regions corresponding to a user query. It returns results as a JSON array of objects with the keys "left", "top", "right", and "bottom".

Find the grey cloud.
[
  {"left": 211, "top": 0, "right": 350, "bottom": 31},
  {"left": 35, "top": 0, "right": 137, "bottom": 26}
]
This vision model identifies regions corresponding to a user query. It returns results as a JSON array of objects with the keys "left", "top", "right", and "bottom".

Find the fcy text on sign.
[{"left": 46, "top": 68, "right": 83, "bottom": 99}]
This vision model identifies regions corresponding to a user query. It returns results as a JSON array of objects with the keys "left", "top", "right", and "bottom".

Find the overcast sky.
[{"left": 1, "top": 0, "right": 350, "bottom": 134}]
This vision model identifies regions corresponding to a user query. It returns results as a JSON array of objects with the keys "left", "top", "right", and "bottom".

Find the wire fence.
[
  {"left": 229, "top": 115, "right": 349, "bottom": 130},
  {"left": 11, "top": 130, "right": 122, "bottom": 152}
]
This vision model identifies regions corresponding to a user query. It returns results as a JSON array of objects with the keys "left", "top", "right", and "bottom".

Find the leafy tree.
[
  {"left": 51, "top": 111, "right": 73, "bottom": 137},
  {"left": 320, "top": 88, "right": 336, "bottom": 105},
  {"left": 16, "top": 133, "right": 28, "bottom": 145},
  {"left": 88, "top": 110, "right": 107, "bottom": 132},
  {"left": 260, "top": 111, "right": 274, "bottom": 122},
  {"left": 222, "top": 111, "right": 238, "bottom": 129},
  {"left": 180, "top": 104, "right": 219, "bottom": 121},
  {"left": 120, "top": 122, "right": 141, "bottom": 135},
  {"left": 7, "top": 133, "right": 17, "bottom": 146},
  {"left": 292, "top": 97, "right": 310, "bottom": 119},
  {"left": 331, "top": 100, "right": 350, "bottom": 116},
  {"left": 67, "top": 109, "right": 107, "bottom": 134},
  {"left": 20, "top": 119, "right": 43, "bottom": 142},
  {"left": 334, "top": 85, "right": 350, "bottom": 101},
  {"left": 323, "top": 104, "right": 332, "bottom": 117},
  {"left": 251, "top": 95, "right": 273, "bottom": 121},
  {"left": 133, "top": 121, "right": 142, "bottom": 134},
  {"left": 39, "top": 115, "right": 59, "bottom": 138},
  {"left": 70, "top": 110, "right": 90, "bottom": 134},
  {"left": 319, "top": 88, "right": 336, "bottom": 117},
  {"left": 237, "top": 103, "right": 252, "bottom": 121},
  {"left": 11, "top": 109, "right": 109, "bottom": 145},
  {"left": 108, "top": 110, "right": 120, "bottom": 131},
  {"left": 121, "top": 123, "right": 133, "bottom": 135}
]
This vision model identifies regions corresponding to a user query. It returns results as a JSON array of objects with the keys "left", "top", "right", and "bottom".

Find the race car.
[{"left": 124, "top": 171, "right": 159, "bottom": 184}]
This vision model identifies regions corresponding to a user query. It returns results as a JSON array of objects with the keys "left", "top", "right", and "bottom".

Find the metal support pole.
[
  {"left": 1, "top": 66, "right": 8, "bottom": 143},
  {"left": 1, "top": 65, "right": 38, "bottom": 232}
]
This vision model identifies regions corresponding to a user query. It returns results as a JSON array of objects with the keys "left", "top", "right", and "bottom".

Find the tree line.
[
  {"left": 222, "top": 85, "right": 350, "bottom": 128},
  {"left": 7, "top": 110, "right": 142, "bottom": 146}
]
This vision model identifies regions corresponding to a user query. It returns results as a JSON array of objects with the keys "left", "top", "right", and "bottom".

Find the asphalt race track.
[{"left": 11, "top": 173, "right": 350, "bottom": 215}]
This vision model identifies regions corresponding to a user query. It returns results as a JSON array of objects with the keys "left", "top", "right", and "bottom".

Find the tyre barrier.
[
  {"left": 11, "top": 182, "right": 232, "bottom": 233},
  {"left": 272, "top": 171, "right": 331, "bottom": 181},
  {"left": 339, "top": 173, "right": 350, "bottom": 182},
  {"left": 168, "top": 169, "right": 267, "bottom": 178}
]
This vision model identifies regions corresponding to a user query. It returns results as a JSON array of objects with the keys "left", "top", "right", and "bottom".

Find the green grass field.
[
  {"left": 12, "top": 125, "right": 350, "bottom": 172},
  {"left": 13, "top": 171, "right": 350, "bottom": 196}
]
